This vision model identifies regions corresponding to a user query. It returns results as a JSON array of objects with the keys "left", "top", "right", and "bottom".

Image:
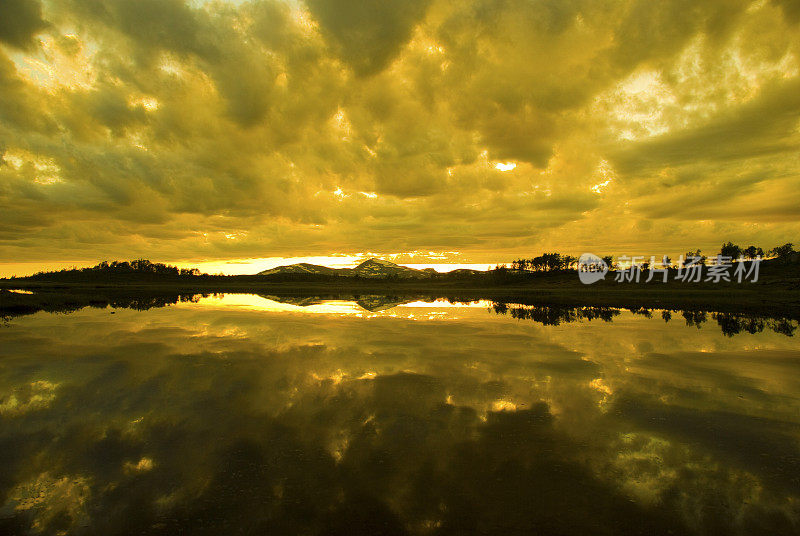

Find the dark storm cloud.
[
  {"left": 306, "top": 0, "right": 432, "bottom": 75},
  {"left": 0, "top": 0, "right": 49, "bottom": 50},
  {"left": 62, "top": 0, "right": 208, "bottom": 58}
]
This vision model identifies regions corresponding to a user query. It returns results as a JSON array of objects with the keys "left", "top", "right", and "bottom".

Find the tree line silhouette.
[
  {"left": 508, "top": 253, "right": 614, "bottom": 272},
  {"left": 15, "top": 259, "right": 205, "bottom": 281},
  {"left": 490, "top": 302, "right": 797, "bottom": 337}
]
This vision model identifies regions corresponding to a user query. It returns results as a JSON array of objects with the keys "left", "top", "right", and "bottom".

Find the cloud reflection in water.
[{"left": 0, "top": 298, "right": 799, "bottom": 535}]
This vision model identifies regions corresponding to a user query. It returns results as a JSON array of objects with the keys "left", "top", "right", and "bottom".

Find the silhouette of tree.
[
  {"left": 561, "top": 255, "right": 578, "bottom": 270},
  {"left": 769, "top": 243, "right": 795, "bottom": 260},
  {"left": 683, "top": 249, "right": 706, "bottom": 266},
  {"left": 742, "top": 245, "right": 763, "bottom": 259},
  {"left": 719, "top": 242, "right": 741, "bottom": 259}
]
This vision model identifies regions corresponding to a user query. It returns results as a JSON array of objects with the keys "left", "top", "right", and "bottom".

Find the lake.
[{"left": 1, "top": 294, "right": 799, "bottom": 535}]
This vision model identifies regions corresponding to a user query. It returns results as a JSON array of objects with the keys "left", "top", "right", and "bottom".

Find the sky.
[{"left": 1, "top": 0, "right": 799, "bottom": 276}]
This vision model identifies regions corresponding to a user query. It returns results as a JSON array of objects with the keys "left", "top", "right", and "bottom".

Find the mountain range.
[{"left": 257, "top": 258, "right": 478, "bottom": 279}]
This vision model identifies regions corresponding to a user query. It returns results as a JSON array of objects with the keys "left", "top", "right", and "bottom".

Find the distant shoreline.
[
  {"left": 2, "top": 272, "right": 799, "bottom": 320},
  {"left": 3, "top": 256, "right": 799, "bottom": 319}
]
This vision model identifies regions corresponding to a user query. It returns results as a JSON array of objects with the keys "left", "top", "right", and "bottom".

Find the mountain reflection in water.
[{"left": 0, "top": 295, "right": 799, "bottom": 535}]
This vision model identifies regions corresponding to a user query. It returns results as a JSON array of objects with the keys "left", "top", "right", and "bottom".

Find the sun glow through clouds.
[{"left": 494, "top": 162, "right": 517, "bottom": 171}]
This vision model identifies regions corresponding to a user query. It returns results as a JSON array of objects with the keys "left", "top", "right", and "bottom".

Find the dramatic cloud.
[
  {"left": 306, "top": 0, "right": 432, "bottom": 75},
  {"left": 0, "top": 0, "right": 49, "bottom": 50},
  {"left": 0, "top": 0, "right": 799, "bottom": 269}
]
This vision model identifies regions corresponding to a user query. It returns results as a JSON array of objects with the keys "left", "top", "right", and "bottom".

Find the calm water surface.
[{"left": 1, "top": 295, "right": 799, "bottom": 535}]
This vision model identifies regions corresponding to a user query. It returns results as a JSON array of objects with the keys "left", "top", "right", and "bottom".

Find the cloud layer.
[{"left": 1, "top": 0, "right": 799, "bottom": 266}]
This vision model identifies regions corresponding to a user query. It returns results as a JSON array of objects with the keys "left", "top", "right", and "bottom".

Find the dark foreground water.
[{"left": 1, "top": 295, "right": 799, "bottom": 535}]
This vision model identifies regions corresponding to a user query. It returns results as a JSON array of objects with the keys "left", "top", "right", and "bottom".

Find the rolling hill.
[{"left": 257, "top": 258, "right": 439, "bottom": 279}]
